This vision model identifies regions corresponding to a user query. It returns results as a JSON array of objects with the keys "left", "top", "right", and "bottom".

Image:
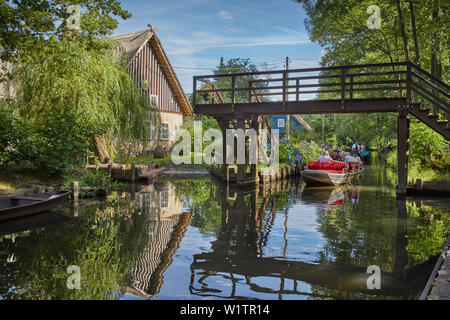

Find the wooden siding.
[{"left": 130, "top": 40, "right": 182, "bottom": 113}]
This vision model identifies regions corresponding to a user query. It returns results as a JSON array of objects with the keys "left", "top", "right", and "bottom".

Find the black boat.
[{"left": 0, "top": 191, "right": 71, "bottom": 222}]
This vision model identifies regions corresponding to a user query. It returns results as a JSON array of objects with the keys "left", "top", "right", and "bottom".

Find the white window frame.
[
  {"left": 278, "top": 118, "right": 285, "bottom": 128},
  {"left": 149, "top": 94, "right": 158, "bottom": 109},
  {"left": 160, "top": 190, "right": 169, "bottom": 208},
  {"left": 160, "top": 122, "right": 170, "bottom": 141}
]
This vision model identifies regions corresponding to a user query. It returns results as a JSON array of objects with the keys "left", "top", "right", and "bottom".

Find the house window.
[
  {"left": 278, "top": 118, "right": 285, "bottom": 128},
  {"left": 149, "top": 94, "right": 158, "bottom": 108},
  {"left": 160, "top": 122, "right": 170, "bottom": 141},
  {"left": 160, "top": 190, "right": 169, "bottom": 208},
  {"left": 142, "top": 79, "right": 149, "bottom": 92},
  {"left": 143, "top": 193, "right": 152, "bottom": 207}
]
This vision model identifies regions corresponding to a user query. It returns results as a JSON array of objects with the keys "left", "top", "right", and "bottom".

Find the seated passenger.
[
  {"left": 351, "top": 151, "right": 362, "bottom": 163},
  {"left": 331, "top": 149, "right": 340, "bottom": 160},
  {"left": 337, "top": 151, "right": 346, "bottom": 162},
  {"left": 344, "top": 152, "right": 355, "bottom": 162},
  {"left": 317, "top": 150, "right": 332, "bottom": 162}
]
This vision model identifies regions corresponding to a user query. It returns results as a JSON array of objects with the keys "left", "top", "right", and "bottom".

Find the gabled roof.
[
  {"left": 113, "top": 30, "right": 154, "bottom": 61},
  {"left": 291, "top": 114, "right": 312, "bottom": 131},
  {"left": 113, "top": 29, "right": 193, "bottom": 116}
]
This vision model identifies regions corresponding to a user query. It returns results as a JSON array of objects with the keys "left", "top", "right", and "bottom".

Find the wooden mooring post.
[{"left": 396, "top": 111, "right": 410, "bottom": 196}]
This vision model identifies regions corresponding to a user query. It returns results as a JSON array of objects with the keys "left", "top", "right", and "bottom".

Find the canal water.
[{"left": 0, "top": 159, "right": 449, "bottom": 300}]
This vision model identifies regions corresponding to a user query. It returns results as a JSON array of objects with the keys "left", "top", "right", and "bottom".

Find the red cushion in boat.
[{"left": 307, "top": 161, "right": 346, "bottom": 171}]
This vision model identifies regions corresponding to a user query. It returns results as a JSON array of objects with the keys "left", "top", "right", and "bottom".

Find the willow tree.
[{"left": 10, "top": 35, "right": 159, "bottom": 170}]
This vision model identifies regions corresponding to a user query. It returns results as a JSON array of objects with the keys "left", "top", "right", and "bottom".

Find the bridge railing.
[
  {"left": 409, "top": 63, "right": 449, "bottom": 121},
  {"left": 193, "top": 62, "right": 449, "bottom": 122},
  {"left": 193, "top": 62, "right": 410, "bottom": 106}
]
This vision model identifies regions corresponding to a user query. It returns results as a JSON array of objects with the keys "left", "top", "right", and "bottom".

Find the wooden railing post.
[
  {"left": 396, "top": 110, "right": 409, "bottom": 196},
  {"left": 350, "top": 76, "right": 354, "bottom": 99},
  {"left": 249, "top": 80, "right": 253, "bottom": 103},
  {"left": 296, "top": 79, "right": 300, "bottom": 101},
  {"left": 193, "top": 77, "right": 197, "bottom": 108},
  {"left": 341, "top": 67, "right": 346, "bottom": 109},
  {"left": 231, "top": 75, "right": 236, "bottom": 104},
  {"left": 282, "top": 70, "right": 287, "bottom": 104},
  {"left": 406, "top": 63, "right": 412, "bottom": 104}
]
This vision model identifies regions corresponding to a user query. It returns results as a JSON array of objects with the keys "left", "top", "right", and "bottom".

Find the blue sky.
[{"left": 113, "top": 0, "right": 323, "bottom": 94}]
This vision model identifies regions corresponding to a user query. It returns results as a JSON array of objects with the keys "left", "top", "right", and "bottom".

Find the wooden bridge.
[{"left": 193, "top": 62, "right": 449, "bottom": 195}]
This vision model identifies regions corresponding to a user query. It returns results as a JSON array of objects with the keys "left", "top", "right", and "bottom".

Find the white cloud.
[
  {"left": 218, "top": 10, "right": 233, "bottom": 20},
  {"left": 165, "top": 33, "right": 310, "bottom": 55}
]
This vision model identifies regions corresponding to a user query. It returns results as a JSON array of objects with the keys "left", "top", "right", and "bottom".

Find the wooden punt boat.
[
  {"left": 301, "top": 161, "right": 364, "bottom": 186},
  {"left": 0, "top": 191, "right": 71, "bottom": 222},
  {"left": 0, "top": 211, "right": 71, "bottom": 236}
]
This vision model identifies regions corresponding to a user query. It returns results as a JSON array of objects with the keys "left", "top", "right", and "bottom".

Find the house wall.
[
  {"left": 147, "top": 111, "right": 184, "bottom": 152},
  {"left": 129, "top": 40, "right": 181, "bottom": 114},
  {"left": 128, "top": 39, "right": 186, "bottom": 153},
  {"left": 270, "top": 115, "right": 305, "bottom": 134}
]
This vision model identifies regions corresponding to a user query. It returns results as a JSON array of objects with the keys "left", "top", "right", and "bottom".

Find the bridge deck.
[{"left": 195, "top": 97, "right": 407, "bottom": 117}]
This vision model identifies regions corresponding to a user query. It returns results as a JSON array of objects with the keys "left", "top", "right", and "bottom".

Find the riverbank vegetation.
[
  {"left": 293, "top": 0, "right": 449, "bottom": 180},
  {"left": 0, "top": 1, "right": 159, "bottom": 189}
]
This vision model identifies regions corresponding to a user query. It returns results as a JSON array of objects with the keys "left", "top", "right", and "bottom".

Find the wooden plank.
[{"left": 194, "top": 98, "right": 406, "bottom": 115}]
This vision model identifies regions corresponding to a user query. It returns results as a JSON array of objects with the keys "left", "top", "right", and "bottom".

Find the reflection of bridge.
[
  {"left": 189, "top": 180, "right": 433, "bottom": 299},
  {"left": 193, "top": 62, "right": 449, "bottom": 193}
]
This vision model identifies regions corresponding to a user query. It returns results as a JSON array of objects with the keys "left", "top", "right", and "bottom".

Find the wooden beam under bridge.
[{"left": 195, "top": 98, "right": 407, "bottom": 116}]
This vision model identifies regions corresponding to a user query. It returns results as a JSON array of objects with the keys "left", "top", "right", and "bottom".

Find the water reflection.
[
  {"left": 127, "top": 182, "right": 192, "bottom": 298},
  {"left": 0, "top": 166, "right": 448, "bottom": 300},
  {"left": 184, "top": 179, "right": 448, "bottom": 300}
]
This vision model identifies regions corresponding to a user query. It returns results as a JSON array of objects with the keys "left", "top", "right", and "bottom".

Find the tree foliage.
[
  {"left": 0, "top": 0, "right": 131, "bottom": 64},
  {"left": 293, "top": 0, "right": 449, "bottom": 165}
]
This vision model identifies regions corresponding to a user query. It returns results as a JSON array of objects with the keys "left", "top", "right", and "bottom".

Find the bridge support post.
[{"left": 396, "top": 111, "right": 410, "bottom": 196}]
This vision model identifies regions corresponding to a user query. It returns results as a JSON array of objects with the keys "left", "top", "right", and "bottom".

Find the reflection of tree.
[
  {"left": 170, "top": 178, "right": 223, "bottom": 236},
  {"left": 406, "top": 203, "right": 449, "bottom": 265},
  {"left": 0, "top": 198, "right": 150, "bottom": 300}
]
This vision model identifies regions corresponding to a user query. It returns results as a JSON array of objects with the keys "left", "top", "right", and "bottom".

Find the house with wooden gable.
[{"left": 113, "top": 27, "right": 193, "bottom": 153}]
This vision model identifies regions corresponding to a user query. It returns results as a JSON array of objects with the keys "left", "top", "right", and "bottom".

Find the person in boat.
[
  {"left": 344, "top": 152, "right": 360, "bottom": 163},
  {"left": 351, "top": 151, "right": 362, "bottom": 163},
  {"left": 331, "top": 149, "right": 340, "bottom": 160},
  {"left": 317, "top": 150, "right": 341, "bottom": 163},
  {"left": 352, "top": 139, "right": 362, "bottom": 158},
  {"left": 317, "top": 150, "right": 332, "bottom": 162},
  {"left": 338, "top": 151, "right": 347, "bottom": 162}
]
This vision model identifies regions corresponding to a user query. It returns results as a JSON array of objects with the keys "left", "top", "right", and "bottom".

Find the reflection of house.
[
  {"left": 126, "top": 183, "right": 191, "bottom": 298},
  {"left": 137, "top": 183, "right": 184, "bottom": 220},
  {"left": 113, "top": 27, "right": 193, "bottom": 153}
]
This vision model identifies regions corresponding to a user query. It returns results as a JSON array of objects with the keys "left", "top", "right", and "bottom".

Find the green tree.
[{"left": 0, "top": 0, "right": 131, "bottom": 65}]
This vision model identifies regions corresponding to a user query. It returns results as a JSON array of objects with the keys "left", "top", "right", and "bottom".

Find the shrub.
[
  {"left": 0, "top": 108, "right": 37, "bottom": 165},
  {"left": 31, "top": 110, "right": 101, "bottom": 175},
  {"left": 278, "top": 138, "right": 303, "bottom": 167},
  {"left": 115, "top": 142, "right": 143, "bottom": 165},
  {"left": 295, "top": 140, "right": 322, "bottom": 163}
]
